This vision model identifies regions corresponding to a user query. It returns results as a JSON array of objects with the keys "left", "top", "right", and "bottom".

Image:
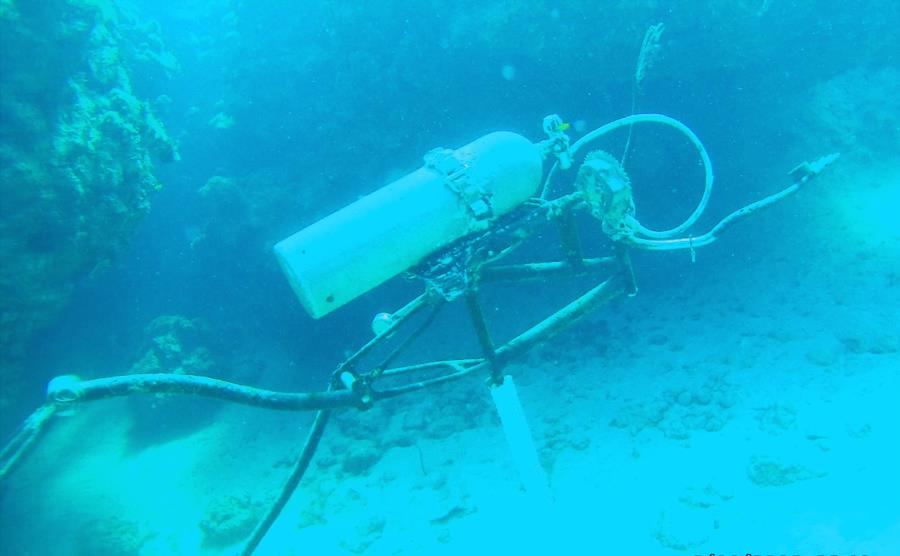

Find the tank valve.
[{"left": 541, "top": 114, "right": 573, "bottom": 169}]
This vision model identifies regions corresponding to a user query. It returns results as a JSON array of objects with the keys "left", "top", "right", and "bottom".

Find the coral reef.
[
  {"left": 75, "top": 515, "right": 151, "bottom": 556},
  {"left": 129, "top": 315, "right": 216, "bottom": 377},
  {"left": 0, "top": 1, "right": 177, "bottom": 389},
  {"left": 797, "top": 66, "right": 900, "bottom": 164},
  {"left": 195, "top": 170, "right": 327, "bottom": 251},
  {"left": 199, "top": 494, "right": 263, "bottom": 549},
  {"left": 747, "top": 456, "right": 827, "bottom": 487},
  {"left": 126, "top": 315, "right": 220, "bottom": 445},
  {"left": 123, "top": 314, "right": 265, "bottom": 446},
  {"left": 609, "top": 375, "right": 736, "bottom": 440}
]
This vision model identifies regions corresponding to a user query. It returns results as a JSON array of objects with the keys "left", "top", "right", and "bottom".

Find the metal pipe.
[
  {"left": 374, "top": 362, "right": 488, "bottom": 399},
  {"left": 495, "top": 275, "right": 626, "bottom": 364},
  {"left": 465, "top": 288, "right": 502, "bottom": 383},
  {"left": 480, "top": 257, "right": 616, "bottom": 283},
  {"left": 557, "top": 210, "right": 585, "bottom": 266},
  {"left": 375, "top": 359, "right": 482, "bottom": 379},
  {"left": 374, "top": 302, "right": 444, "bottom": 374},
  {"left": 239, "top": 407, "right": 332, "bottom": 556},
  {"left": 335, "top": 292, "right": 433, "bottom": 374},
  {"left": 0, "top": 404, "right": 57, "bottom": 482},
  {"left": 67, "top": 374, "right": 359, "bottom": 411}
]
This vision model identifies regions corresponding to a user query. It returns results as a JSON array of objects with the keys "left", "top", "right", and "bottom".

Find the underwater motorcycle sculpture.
[{"left": 0, "top": 110, "right": 837, "bottom": 554}]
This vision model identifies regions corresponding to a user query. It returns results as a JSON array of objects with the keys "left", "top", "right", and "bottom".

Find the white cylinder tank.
[{"left": 274, "top": 131, "right": 543, "bottom": 319}]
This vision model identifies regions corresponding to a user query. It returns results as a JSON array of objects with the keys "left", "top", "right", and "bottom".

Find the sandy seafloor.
[{"left": 2, "top": 162, "right": 899, "bottom": 555}]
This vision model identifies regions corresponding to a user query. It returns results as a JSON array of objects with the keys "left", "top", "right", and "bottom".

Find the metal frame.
[
  {"left": 1, "top": 141, "right": 837, "bottom": 553},
  {"left": 0, "top": 190, "right": 636, "bottom": 555}
]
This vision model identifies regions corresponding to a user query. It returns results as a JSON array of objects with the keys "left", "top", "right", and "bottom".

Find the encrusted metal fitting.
[{"left": 46, "top": 374, "right": 84, "bottom": 404}]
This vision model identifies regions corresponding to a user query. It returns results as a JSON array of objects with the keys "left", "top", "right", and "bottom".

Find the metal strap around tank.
[{"left": 424, "top": 147, "right": 493, "bottom": 221}]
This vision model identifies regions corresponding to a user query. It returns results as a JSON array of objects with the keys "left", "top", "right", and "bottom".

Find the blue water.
[{"left": 2, "top": 1, "right": 898, "bottom": 554}]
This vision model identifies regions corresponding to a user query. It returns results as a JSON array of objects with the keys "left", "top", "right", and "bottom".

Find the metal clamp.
[{"left": 424, "top": 148, "right": 494, "bottom": 221}]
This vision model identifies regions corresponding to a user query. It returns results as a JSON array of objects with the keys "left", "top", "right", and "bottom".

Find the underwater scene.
[{"left": 1, "top": 1, "right": 898, "bottom": 554}]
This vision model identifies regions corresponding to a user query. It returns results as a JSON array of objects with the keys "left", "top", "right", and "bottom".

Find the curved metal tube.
[
  {"left": 623, "top": 153, "right": 839, "bottom": 252},
  {"left": 541, "top": 113, "right": 714, "bottom": 241}
]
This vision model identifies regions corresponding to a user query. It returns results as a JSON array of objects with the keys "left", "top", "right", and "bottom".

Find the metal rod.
[
  {"left": 495, "top": 274, "right": 626, "bottom": 364},
  {"left": 335, "top": 292, "right": 433, "bottom": 375},
  {"left": 465, "top": 288, "right": 503, "bottom": 383},
  {"left": 615, "top": 244, "right": 639, "bottom": 296},
  {"left": 465, "top": 289, "right": 496, "bottom": 361},
  {"left": 374, "top": 302, "right": 444, "bottom": 374},
  {"left": 557, "top": 210, "right": 585, "bottom": 266},
  {"left": 374, "top": 361, "right": 489, "bottom": 399},
  {"left": 375, "top": 359, "right": 482, "bottom": 379}
]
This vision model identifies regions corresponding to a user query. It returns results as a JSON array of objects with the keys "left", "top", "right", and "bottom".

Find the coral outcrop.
[
  {"left": 129, "top": 315, "right": 216, "bottom": 377},
  {"left": 0, "top": 1, "right": 177, "bottom": 387},
  {"left": 126, "top": 315, "right": 219, "bottom": 444},
  {"left": 798, "top": 66, "right": 900, "bottom": 164}
]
